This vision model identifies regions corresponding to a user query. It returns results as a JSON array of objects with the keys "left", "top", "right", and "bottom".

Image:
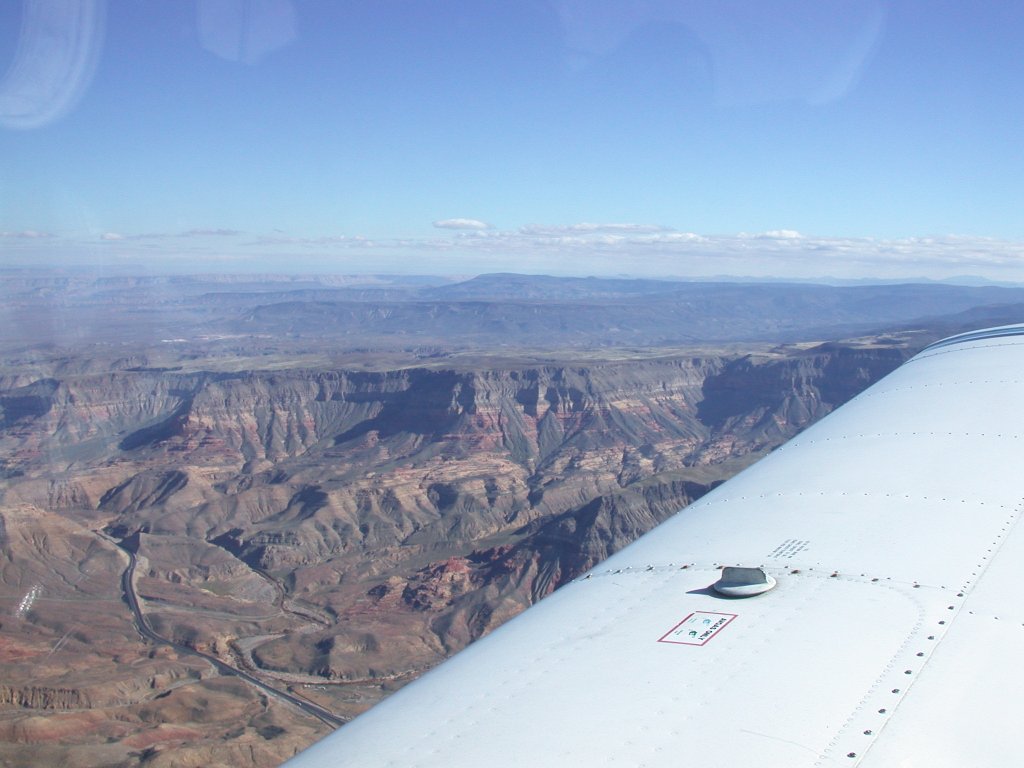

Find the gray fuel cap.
[{"left": 713, "top": 566, "right": 777, "bottom": 597}]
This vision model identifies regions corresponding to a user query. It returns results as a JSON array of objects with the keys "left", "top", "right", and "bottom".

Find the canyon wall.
[{"left": 0, "top": 342, "right": 909, "bottom": 764}]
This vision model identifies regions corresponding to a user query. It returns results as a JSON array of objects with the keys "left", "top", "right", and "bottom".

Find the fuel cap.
[{"left": 713, "top": 566, "right": 777, "bottom": 597}]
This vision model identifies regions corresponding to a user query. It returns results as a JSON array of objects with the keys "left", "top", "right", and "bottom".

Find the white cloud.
[
  {"left": 520, "top": 222, "right": 673, "bottom": 235},
  {"left": 99, "top": 228, "right": 243, "bottom": 242},
  {"left": 0, "top": 230, "right": 52, "bottom": 238},
  {"left": 249, "top": 234, "right": 374, "bottom": 247},
  {"left": 180, "top": 228, "right": 241, "bottom": 237},
  {"left": 658, "top": 232, "right": 707, "bottom": 243},
  {"left": 433, "top": 218, "right": 491, "bottom": 230},
  {"left": 737, "top": 229, "right": 804, "bottom": 240}
]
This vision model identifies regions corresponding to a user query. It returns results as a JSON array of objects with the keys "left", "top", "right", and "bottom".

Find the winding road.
[{"left": 108, "top": 534, "right": 346, "bottom": 729}]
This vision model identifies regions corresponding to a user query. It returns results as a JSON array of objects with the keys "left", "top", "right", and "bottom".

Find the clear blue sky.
[{"left": 3, "top": 0, "right": 1024, "bottom": 280}]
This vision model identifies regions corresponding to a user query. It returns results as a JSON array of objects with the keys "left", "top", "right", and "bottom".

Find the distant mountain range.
[
  {"left": 239, "top": 276, "right": 1024, "bottom": 346},
  {"left": 5, "top": 272, "right": 1023, "bottom": 350}
]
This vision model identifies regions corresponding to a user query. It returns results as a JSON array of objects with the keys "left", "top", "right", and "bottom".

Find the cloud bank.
[
  {"left": 267, "top": 224, "right": 1024, "bottom": 282},
  {"left": 12, "top": 222, "right": 1024, "bottom": 283}
]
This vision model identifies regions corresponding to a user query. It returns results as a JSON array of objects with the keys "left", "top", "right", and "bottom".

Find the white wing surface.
[{"left": 284, "top": 325, "right": 1024, "bottom": 767}]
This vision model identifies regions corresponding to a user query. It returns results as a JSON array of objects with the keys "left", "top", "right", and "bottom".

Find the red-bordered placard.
[{"left": 658, "top": 611, "right": 737, "bottom": 646}]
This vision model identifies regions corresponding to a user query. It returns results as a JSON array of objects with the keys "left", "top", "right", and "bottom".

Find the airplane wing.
[{"left": 283, "top": 325, "right": 1024, "bottom": 767}]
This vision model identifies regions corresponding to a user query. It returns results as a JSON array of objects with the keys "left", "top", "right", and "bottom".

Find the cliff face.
[{"left": 696, "top": 346, "right": 906, "bottom": 452}]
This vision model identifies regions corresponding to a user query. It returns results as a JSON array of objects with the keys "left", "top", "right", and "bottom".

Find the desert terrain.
[{"left": 1, "top": 272, "right": 1021, "bottom": 766}]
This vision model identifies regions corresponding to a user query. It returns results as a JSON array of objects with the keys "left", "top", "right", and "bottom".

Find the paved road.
[{"left": 111, "top": 536, "right": 346, "bottom": 729}]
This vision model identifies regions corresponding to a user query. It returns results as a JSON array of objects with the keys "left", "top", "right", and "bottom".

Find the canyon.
[{"left": 0, "top": 272, "right": 1016, "bottom": 766}]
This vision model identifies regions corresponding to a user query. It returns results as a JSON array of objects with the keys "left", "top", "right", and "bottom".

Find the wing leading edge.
[{"left": 285, "top": 325, "right": 1024, "bottom": 767}]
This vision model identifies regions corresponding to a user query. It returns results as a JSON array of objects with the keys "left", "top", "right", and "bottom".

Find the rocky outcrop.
[{"left": 0, "top": 686, "right": 89, "bottom": 710}]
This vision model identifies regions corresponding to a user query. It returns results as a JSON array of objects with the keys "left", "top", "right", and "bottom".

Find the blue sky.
[{"left": 3, "top": 0, "right": 1024, "bottom": 280}]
